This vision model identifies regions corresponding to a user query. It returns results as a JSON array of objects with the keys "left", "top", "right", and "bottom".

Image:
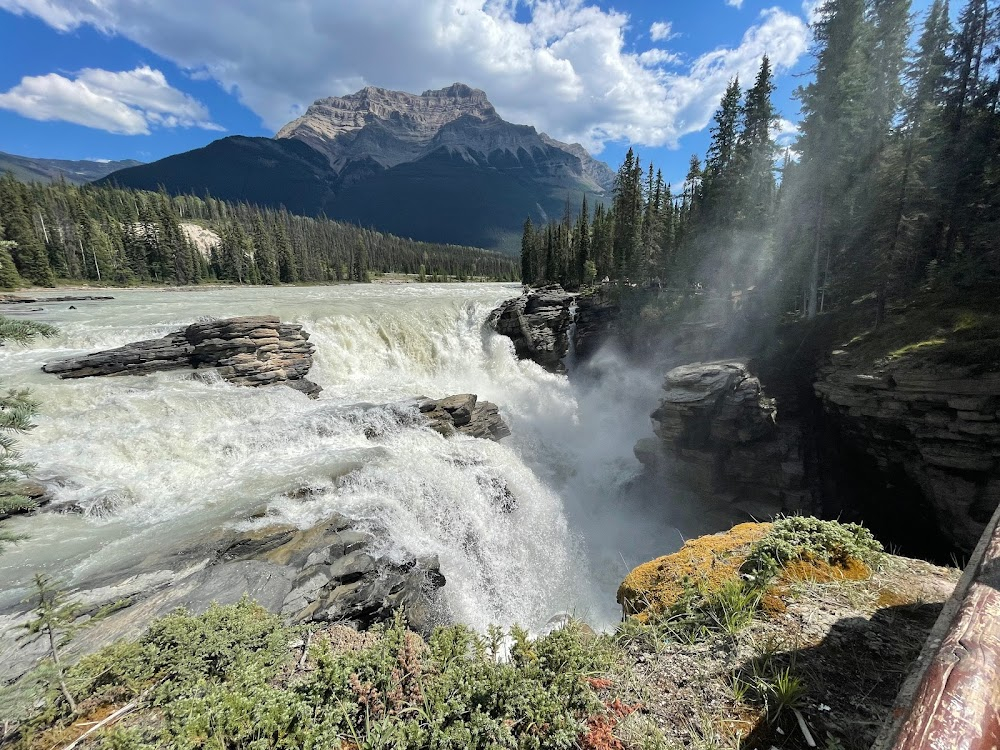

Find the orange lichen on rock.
[
  {"left": 617, "top": 522, "right": 772, "bottom": 620},
  {"left": 781, "top": 556, "right": 872, "bottom": 584}
]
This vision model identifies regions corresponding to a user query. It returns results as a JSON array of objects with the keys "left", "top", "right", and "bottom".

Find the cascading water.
[{"left": 0, "top": 284, "right": 681, "bottom": 628}]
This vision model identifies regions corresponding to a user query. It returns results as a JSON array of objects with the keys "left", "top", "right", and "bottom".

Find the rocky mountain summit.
[{"left": 276, "top": 83, "right": 614, "bottom": 190}]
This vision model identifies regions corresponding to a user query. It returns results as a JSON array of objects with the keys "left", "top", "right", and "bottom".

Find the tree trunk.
[{"left": 47, "top": 624, "right": 76, "bottom": 714}]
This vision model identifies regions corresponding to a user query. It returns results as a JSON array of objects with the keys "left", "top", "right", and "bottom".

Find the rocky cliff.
[
  {"left": 815, "top": 357, "right": 1000, "bottom": 554},
  {"left": 487, "top": 286, "right": 574, "bottom": 373},
  {"left": 634, "top": 361, "right": 811, "bottom": 520}
]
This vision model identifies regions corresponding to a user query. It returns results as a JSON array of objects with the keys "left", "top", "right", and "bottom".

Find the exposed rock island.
[{"left": 42, "top": 316, "right": 323, "bottom": 398}]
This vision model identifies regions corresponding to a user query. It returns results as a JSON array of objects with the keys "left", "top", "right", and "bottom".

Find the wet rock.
[
  {"left": 0, "top": 294, "right": 114, "bottom": 304},
  {"left": 0, "top": 480, "right": 50, "bottom": 519},
  {"left": 0, "top": 512, "right": 446, "bottom": 689},
  {"left": 487, "top": 286, "right": 574, "bottom": 373},
  {"left": 639, "top": 361, "right": 805, "bottom": 519},
  {"left": 572, "top": 289, "right": 620, "bottom": 361},
  {"left": 416, "top": 394, "right": 511, "bottom": 441},
  {"left": 42, "top": 315, "right": 322, "bottom": 397}
]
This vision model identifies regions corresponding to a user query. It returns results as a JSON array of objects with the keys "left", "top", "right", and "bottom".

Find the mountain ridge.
[
  {"left": 0, "top": 151, "right": 143, "bottom": 185},
  {"left": 100, "top": 83, "right": 615, "bottom": 250}
]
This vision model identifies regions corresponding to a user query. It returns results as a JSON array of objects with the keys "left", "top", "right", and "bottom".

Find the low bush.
[{"left": 18, "top": 599, "right": 636, "bottom": 750}]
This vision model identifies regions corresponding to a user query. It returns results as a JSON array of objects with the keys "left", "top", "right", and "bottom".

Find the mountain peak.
[{"left": 275, "top": 83, "right": 498, "bottom": 167}]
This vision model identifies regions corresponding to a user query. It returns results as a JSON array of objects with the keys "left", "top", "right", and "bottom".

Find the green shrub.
[
  {"left": 742, "top": 517, "right": 884, "bottom": 580},
  {"left": 24, "top": 602, "right": 618, "bottom": 750}
]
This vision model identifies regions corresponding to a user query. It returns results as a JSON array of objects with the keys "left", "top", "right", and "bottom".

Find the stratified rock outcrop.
[
  {"left": 217, "top": 516, "right": 445, "bottom": 632},
  {"left": 637, "top": 361, "right": 810, "bottom": 518},
  {"left": 417, "top": 394, "right": 511, "bottom": 441},
  {"left": 42, "top": 315, "right": 322, "bottom": 397},
  {"left": 488, "top": 287, "right": 574, "bottom": 373},
  {"left": 815, "top": 360, "right": 1000, "bottom": 553}
]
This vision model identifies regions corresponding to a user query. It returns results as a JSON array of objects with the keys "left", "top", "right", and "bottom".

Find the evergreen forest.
[
  {"left": 521, "top": 0, "right": 999, "bottom": 321},
  {"left": 0, "top": 176, "right": 519, "bottom": 288}
]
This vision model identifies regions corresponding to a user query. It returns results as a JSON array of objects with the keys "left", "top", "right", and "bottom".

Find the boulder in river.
[
  {"left": 416, "top": 393, "right": 511, "bottom": 440},
  {"left": 42, "top": 315, "right": 322, "bottom": 397},
  {"left": 487, "top": 286, "right": 574, "bottom": 373}
]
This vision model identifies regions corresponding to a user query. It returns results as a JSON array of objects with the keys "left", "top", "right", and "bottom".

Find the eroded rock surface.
[
  {"left": 815, "top": 361, "right": 1000, "bottom": 553},
  {"left": 42, "top": 315, "right": 322, "bottom": 397},
  {"left": 638, "top": 361, "right": 810, "bottom": 518},
  {"left": 488, "top": 286, "right": 574, "bottom": 373},
  {"left": 572, "top": 290, "right": 619, "bottom": 362},
  {"left": 416, "top": 393, "right": 511, "bottom": 440},
  {"left": 0, "top": 513, "right": 445, "bottom": 688}
]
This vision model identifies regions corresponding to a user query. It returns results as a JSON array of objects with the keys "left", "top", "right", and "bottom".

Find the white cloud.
[
  {"left": 0, "top": 65, "right": 223, "bottom": 134},
  {"left": 639, "top": 49, "right": 681, "bottom": 67},
  {"left": 649, "top": 21, "right": 675, "bottom": 42},
  {"left": 726, "top": 0, "right": 745, "bottom": 8},
  {"left": 773, "top": 117, "right": 799, "bottom": 147},
  {"left": 0, "top": 1, "right": 808, "bottom": 152}
]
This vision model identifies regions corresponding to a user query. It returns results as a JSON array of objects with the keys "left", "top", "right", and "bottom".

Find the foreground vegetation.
[
  {"left": 3, "top": 517, "right": 955, "bottom": 750},
  {"left": 0, "top": 309, "right": 56, "bottom": 549}
]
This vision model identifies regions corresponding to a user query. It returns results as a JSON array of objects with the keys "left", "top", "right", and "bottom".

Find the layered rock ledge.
[
  {"left": 815, "top": 360, "right": 1000, "bottom": 553},
  {"left": 42, "top": 315, "right": 322, "bottom": 397},
  {"left": 636, "top": 361, "right": 810, "bottom": 518},
  {"left": 487, "top": 286, "right": 573, "bottom": 373},
  {"left": 0, "top": 512, "right": 445, "bottom": 688}
]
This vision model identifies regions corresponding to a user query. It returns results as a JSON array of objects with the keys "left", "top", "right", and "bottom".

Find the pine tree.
[
  {"left": 612, "top": 148, "right": 644, "bottom": 280},
  {"left": 0, "top": 220, "right": 23, "bottom": 289},
  {"left": 575, "top": 194, "right": 590, "bottom": 287},
  {"left": 703, "top": 77, "right": 743, "bottom": 228},
  {"left": 520, "top": 218, "right": 535, "bottom": 285}
]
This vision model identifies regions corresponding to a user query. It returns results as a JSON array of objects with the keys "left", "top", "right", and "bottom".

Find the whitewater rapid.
[{"left": 0, "top": 283, "right": 680, "bottom": 628}]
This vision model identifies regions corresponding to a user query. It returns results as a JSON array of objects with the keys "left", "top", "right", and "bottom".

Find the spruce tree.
[{"left": 520, "top": 218, "right": 535, "bottom": 285}]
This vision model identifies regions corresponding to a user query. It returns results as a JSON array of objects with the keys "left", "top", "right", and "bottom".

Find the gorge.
[{"left": 0, "top": 283, "right": 692, "bottom": 688}]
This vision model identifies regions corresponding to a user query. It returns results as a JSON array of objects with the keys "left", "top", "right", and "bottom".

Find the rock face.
[
  {"left": 572, "top": 290, "right": 619, "bottom": 361},
  {"left": 638, "top": 361, "right": 811, "bottom": 518},
  {"left": 100, "top": 84, "right": 614, "bottom": 250},
  {"left": 815, "top": 361, "right": 1000, "bottom": 553},
  {"left": 488, "top": 287, "right": 574, "bottom": 373},
  {"left": 42, "top": 316, "right": 322, "bottom": 397},
  {"left": 417, "top": 394, "right": 511, "bottom": 441},
  {"left": 0, "top": 513, "right": 445, "bottom": 688},
  {"left": 277, "top": 83, "right": 615, "bottom": 190}
]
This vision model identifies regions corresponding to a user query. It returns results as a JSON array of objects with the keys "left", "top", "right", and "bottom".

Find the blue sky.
[{"left": 0, "top": 0, "right": 932, "bottom": 188}]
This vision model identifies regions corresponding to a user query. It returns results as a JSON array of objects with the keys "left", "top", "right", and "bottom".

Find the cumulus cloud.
[
  {"left": 649, "top": 21, "right": 675, "bottom": 42},
  {"left": 0, "top": 0, "right": 808, "bottom": 152},
  {"left": 726, "top": 0, "right": 745, "bottom": 8},
  {"left": 0, "top": 65, "right": 223, "bottom": 134}
]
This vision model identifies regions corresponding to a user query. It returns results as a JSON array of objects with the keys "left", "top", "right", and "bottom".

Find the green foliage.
[
  {"left": 0, "top": 316, "right": 56, "bottom": 550},
  {"left": 742, "top": 516, "right": 884, "bottom": 579},
  {"left": 23, "top": 601, "right": 618, "bottom": 750},
  {"left": 0, "top": 173, "right": 518, "bottom": 288}
]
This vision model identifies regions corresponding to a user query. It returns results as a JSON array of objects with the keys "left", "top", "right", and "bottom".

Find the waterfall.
[{"left": 0, "top": 284, "right": 677, "bottom": 628}]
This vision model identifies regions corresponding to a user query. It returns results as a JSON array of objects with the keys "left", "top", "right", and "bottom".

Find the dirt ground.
[{"left": 616, "top": 555, "right": 959, "bottom": 749}]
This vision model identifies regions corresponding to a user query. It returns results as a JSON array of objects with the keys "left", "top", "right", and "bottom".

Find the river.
[{"left": 0, "top": 283, "right": 687, "bottom": 629}]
